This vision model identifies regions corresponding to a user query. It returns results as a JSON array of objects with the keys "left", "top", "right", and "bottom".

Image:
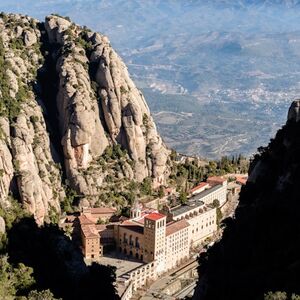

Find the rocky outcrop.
[
  {"left": 0, "top": 13, "right": 171, "bottom": 219},
  {"left": 194, "top": 101, "right": 300, "bottom": 299},
  {"left": 0, "top": 14, "right": 64, "bottom": 224},
  {"left": 0, "top": 118, "right": 14, "bottom": 208},
  {"left": 287, "top": 99, "right": 300, "bottom": 122},
  {"left": 44, "top": 15, "right": 170, "bottom": 201}
]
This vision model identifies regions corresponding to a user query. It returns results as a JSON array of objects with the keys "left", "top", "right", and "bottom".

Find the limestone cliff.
[
  {"left": 0, "top": 14, "right": 64, "bottom": 224},
  {"left": 0, "top": 13, "right": 170, "bottom": 221},
  {"left": 43, "top": 15, "right": 170, "bottom": 202},
  {"left": 193, "top": 100, "right": 300, "bottom": 299}
]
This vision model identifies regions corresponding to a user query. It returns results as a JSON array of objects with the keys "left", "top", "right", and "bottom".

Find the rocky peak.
[
  {"left": 43, "top": 15, "right": 170, "bottom": 200},
  {"left": 287, "top": 99, "right": 300, "bottom": 122}
]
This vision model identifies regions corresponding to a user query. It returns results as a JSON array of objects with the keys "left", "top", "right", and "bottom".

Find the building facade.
[
  {"left": 165, "top": 219, "right": 190, "bottom": 270},
  {"left": 78, "top": 178, "right": 225, "bottom": 266}
]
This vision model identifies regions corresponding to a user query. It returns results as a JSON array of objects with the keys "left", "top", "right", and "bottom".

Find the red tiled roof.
[
  {"left": 207, "top": 176, "right": 226, "bottom": 183},
  {"left": 191, "top": 182, "right": 209, "bottom": 193},
  {"left": 166, "top": 219, "right": 189, "bottom": 236},
  {"left": 81, "top": 224, "right": 99, "bottom": 238},
  {"left": 95, "top": 224, "right": 108, "bottom": 231},
  {"left": 79, "top": 215, "right": 94, "bottom": 225},
  {"left": 145, "top": 212, "right": 165, "bottom": 221},
  {"left": 121, "top": 220, "right": 137, "bottom": 226},
  {"left": 236, "top": 176, "right": 247, "bottom": 185},
  {"left": 90, "top": 207, "right": 117, "bottom": 214}
]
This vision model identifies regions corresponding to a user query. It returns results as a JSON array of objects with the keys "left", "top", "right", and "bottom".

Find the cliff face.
[
  {"left": 0, "top": 13, "right": 170, "bottom": 223},
  {"left": 0, "top": 14, "right": 65, "bottom": 224},
  {"left": 194, "top": 100, "right": 300, "bottom": 300}
]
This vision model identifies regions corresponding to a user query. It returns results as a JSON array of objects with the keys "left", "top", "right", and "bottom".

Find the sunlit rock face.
[{"left": 0, "top": 13, "right": 171, "bottom": 222}]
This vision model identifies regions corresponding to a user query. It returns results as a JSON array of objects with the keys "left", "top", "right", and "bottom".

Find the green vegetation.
[
  {"left": 91, "top": 80, "right": 99, "bottom": 94},
  {"left": 98, "top": 188, "right": 135, "bottom": 207},
  {"left": 103, "top": 145, "right": 127, "bottom": 161},
  {"left": 264, "top": 292, "right": 300, "bottom": 300},
  {"left": 75, "top": 34, "right": 93, "bottom": 53},
  {"left": 0, "top": 29, "right": 33, "bottom": 122},
  {"left": 0, "top": 12, "right": 8, "bottom": 23},
  {"left": 169, "top": 150, "right": 249, "bottom": 192},
  {"left": 60, "top": 187, "right": 78, "bottom": 214},
  {"left": 0, "top": 37, "right": 17, "bottom": 120},
  {"left": 143, "top": 113, "right": 150, "bottom": 134},
  {"left": 158, "top": 185, "right": 164, "bottom": 198},
  {"left": 216, "top": 207, "right": 223, "bottom": 226},
  {"left": 0, "top": 255, "right": 35, "bottom": 298},
  {"left": 0, "top": 198, "right": 29, "bottom": 231},
  {"left": 27, "top": 289, "right": 59, "bottom": 300},
  {"left": 50, "top": 13, "right": 71, "bottom": 22},
  {"left": 48, "top": 206, "right": 59, "bottom": 224},
  {"left": 179, "top": 190, "right": 187, "bottom": 204},
  {"left": 212, "top": 199, "right": 220, "bottom": 208},
  {"left": 0, "top": 201, "right": 59, "bottom": 299},
  {"left": 120, "top": 85, "right": 127, "bottom": 95},
  {"left": 140, "top": 177, "right": 152, "bottom": 196}
]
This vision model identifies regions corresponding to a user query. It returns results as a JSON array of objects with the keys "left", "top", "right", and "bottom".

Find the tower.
[
  {"left": 130, "top": 200, "right": 142, "bottom": 219},
  {"left": 143, "top": 212, "right": 166, "bottom": 274}
]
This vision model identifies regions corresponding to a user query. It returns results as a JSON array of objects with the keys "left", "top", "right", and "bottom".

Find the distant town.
[{"left": 62, "top": 174, "right": 247, "bottom": 299}]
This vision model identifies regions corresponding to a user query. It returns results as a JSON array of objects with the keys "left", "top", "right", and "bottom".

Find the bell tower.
[
  {"left": 130, "top": 200, "right": 142, "bottom": 219},
  {"left": 143, "top": 212, "right": 166, "bottom": 274}
]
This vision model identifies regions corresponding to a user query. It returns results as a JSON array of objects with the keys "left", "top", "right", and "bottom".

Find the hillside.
[
  {"left": 0, "top": 13, "right": 170, "bottom": 224},
  {"left": 193, "top": 100, "right": 300, "bottom": 299}
]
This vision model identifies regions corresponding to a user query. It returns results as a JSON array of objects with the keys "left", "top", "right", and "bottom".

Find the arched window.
[{"left": 129, "top": 235, "right": 133, "bottom": 246}]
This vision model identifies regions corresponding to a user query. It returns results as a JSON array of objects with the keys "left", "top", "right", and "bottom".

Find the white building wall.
[
  {"left": 200, "top": 185, "right": 227, "bottom": 206},
  {"left": 165, "top": 226, "right": 190, "bottom": 271},
  {"left": 129, "top": 261, "right": 157, "bottom": 291},
  {"left": 186, "top": 208, "right": 217, "bottom": 247}
]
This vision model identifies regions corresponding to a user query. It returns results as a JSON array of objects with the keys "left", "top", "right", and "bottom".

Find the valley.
[{"left": 143, "top": 88, "right": 291, "bottom": 158}]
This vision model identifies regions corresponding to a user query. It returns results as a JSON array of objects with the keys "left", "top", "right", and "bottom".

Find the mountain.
[
  {"left": 193, "top": 100, "right": 300, "bottom": 299},
  {"left": 0, "top": 13, "right": 170, "bottom": 224},
  {"left": 2, "top": 0, "right": 300, "bottom": 158}
]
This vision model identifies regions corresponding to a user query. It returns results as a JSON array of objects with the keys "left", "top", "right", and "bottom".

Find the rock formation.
[
  {"left": 43, "top": 15, "right": 170, "bottom": 200},
  {"left": 0, "top": 13, "right": 170, "bottom": 222},
  {"left": 193, "top": 100, "right": 300, "bottom": 299},
  {"left": 0, "top": 14, "right": 65, "bottom": 224}
]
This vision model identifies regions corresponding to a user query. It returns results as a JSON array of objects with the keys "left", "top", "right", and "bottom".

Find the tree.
[
  {"left": 140, "top": 177, "right": 152, "bottom": 196},
  {"left": 0, "top": 255, "right": 35, "bottom": 298},
  {"left": 28, "top": 289, "right": 60, "bottom": 300},
  {"left": 97, "top": 218, "right": 105, "bottom": 225},
  {"left": 179, "top": 190, "right": 187, "bottom": 205},
  {"left": 264, "top": 291, "right": 287, "bottom": 300},
  {"left": 216, "top": 207, "right": 223, "bottom": 226},
  {"left": 7, "top": 217, "right": 119, "bottom": 299},
  {"left": 212, "top": 199, "right": 220, "bottom": 208},
  {"left": 158, "top": 186, "right": 164, "bottom": 198}
]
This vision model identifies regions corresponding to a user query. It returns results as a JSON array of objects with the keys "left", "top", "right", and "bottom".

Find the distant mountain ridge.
[{"left": 1, "top": 0, "right": 300, "bottom": 158}]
